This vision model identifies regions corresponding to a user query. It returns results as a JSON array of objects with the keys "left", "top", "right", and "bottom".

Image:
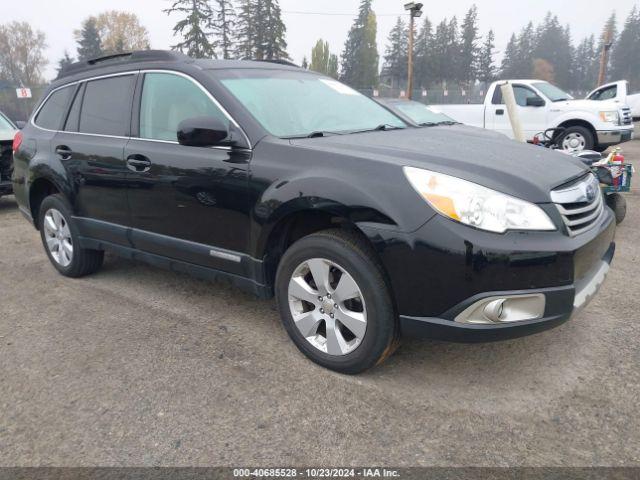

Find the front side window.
[
  {"left": 35, "top": 86, "right": 74, "bottom": 130},
  {"left": 218, "top": 69, "right": 406, "bottom": 138},
  {"left": 139, "top": 73, "right": 229, "bottom": 142},
  {"left": 79, "top": 75, "right": 135, "bottom": 136},
  {"left": 513, "top": 86, "right": 542, "bottom": 107},
  {"left": 590, "top": 86, "right": 617, "bottom": 101}
]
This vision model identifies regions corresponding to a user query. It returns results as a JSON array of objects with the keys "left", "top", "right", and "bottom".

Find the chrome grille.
[
  {"left": 551, "top": 174, "right": 603, "bottom": 237},
  {"left": 621, "top": 107, "right": 633, "bottom": 125}
]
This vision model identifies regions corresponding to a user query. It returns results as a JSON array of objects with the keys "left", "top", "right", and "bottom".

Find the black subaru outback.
[{"left": 12, "top": 51, "right": 615, "bottom": 373}]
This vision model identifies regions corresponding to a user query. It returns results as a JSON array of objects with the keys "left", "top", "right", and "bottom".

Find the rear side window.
[
  {"left": 64, "top": 84, "right": 85, "bottom": 132},
  {"left": 35, "top": 86, "right": 74, "bottom": 130},
  {"left": 79, "top": 75, "right": 135, "bottom": 136},
  {"left": 139, "top": 72, "right": 229, "bottom": 142}
]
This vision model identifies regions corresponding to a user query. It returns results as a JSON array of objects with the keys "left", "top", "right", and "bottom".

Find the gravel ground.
[{"left": 0, "top": 138, "right": 638, "bottom": 467}]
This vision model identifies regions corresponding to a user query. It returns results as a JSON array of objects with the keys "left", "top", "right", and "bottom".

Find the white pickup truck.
[
  {"left": 587, "top": 80, "right": 640, "bottom": 119},
  {"left": 437, "top": 80, "right": 635, "bottom": 152}
]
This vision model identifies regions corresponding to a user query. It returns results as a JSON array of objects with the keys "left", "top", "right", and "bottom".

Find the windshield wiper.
[
  {"left": 418, "top": 121, "right": 459, "bottom": 127},
  {"left": 283, "top": 130, "right": 345, "bottom": 139},
  {"left": 350, "top": 124, "right": 405, "bottom": 134}
]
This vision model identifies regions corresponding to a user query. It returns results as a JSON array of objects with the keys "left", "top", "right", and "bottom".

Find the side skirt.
[{"left": 78, "top": 236, "right": 273, "bottom": 299}]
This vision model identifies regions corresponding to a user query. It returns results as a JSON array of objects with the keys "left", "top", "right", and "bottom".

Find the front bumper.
[
  {"left": 597, "top": 128, "right": 634, "bottom": 147},
  {"left": 360, "top": 204, "right": 616, "bottom": 342}
]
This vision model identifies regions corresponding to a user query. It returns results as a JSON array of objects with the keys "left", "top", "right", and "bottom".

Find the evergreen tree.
[
  {"left": 515, "top": 22, "right": 535, "bottom": 77},
  {"left": 341, "top": 0, "right": 379, "bottom": 88},
  {"left": 76, "top": 18, "right": 103, "bottom": 61},
  {"left": 477, "top": 30, "right": 495, "bottom": 85},
  {"left": 235, "top": 0, "right": 289, "bottom": 60},
  {"left": 213, "top": 0, "right": 236, "bottom": 59},
  {"left": 500, "top": 34, "right": 519, "bottom": 78},
  {"left": 611, "top": 6, "right": 640, "bottom": 89},
  {"left": 459, "top": 5, "right": 480, "bottom": 88},
  {"left": 573, "top": 35, "right": 599, "bottom": 91},
  {"left": 164, "top": 0, "right": 216, "bottom": 58},
  {"left": 382, "top": 17, "right": 408, "bottom": 89},
  {"left": 414, "top": 16, "right": 434, "bottom": 88},
  {"left": 235, "top": 0, "right": 255, "bottom": 59},
  {"left": 327, "top": 54, "right": 339, "bottom": 79},
  {"left": 56, "top": 51, "right": 74, "bottom": 76},
  {"left": 533, "top": 13, "right": 574, "bottom": 88},
  {"left": 446, "top": 17, "right": 460, "bottom": 83},
  {"left": 431, "top": 18, "right": 450, "bottom": 84}
]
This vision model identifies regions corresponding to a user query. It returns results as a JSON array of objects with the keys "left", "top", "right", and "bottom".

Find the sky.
[{"left": 6, "top": 0, "right": 640, "bottom": 81}]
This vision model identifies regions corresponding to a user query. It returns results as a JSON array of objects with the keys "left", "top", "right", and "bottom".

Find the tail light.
[{"left": 12, "top": 131, "right": 23, "bottom": 153}]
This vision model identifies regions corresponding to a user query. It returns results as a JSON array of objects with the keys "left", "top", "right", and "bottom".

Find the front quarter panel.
[{"left": 248, "top": 138, "right": 437, "bottom": 258}]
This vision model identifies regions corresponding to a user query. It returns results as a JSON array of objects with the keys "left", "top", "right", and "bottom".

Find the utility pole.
[
  {"left": 404, "top": 2, "right": 423, "bottom": 100},
  {"left": 597, "top": 25, "right": 614, "bottom": 87}
]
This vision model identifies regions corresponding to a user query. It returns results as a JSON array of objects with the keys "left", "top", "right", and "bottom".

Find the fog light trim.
[{"left": 455, "top": 294, "right": 546, "bottom": 325}]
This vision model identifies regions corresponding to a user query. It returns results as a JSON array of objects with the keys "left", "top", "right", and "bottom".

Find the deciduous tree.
[{"left": 0, "top": 21, "right": 47, "bottom": 85}]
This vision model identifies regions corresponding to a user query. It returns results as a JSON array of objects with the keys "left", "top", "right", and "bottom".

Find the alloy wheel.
[
  {"left": 43, "top": 208, "right": 74, "bottom": 267},
  {"left": 287, "top": 258, "right": 367, "bottom": 356}
]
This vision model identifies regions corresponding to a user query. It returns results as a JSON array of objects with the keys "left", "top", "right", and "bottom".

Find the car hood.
[
  {"left": 290, "top": 125, "right": 589, "bottom": 203},
  {"left": 557, "top": 98, "right": 619, "bottom": 111}
]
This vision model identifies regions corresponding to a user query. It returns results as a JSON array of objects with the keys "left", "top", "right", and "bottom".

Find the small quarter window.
[{"left": 35, "top": 86, "right": 74, "bottom": 130}]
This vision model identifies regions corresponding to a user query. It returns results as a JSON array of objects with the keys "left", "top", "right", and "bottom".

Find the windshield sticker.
[{"left": 319, "top": 79, "right": 359, "bottom": 95}]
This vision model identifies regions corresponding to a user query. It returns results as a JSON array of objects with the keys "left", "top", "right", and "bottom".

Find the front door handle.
[
  {"left": 496, "top": 109, "right": 505, "bottom": 116},
  {"left": 126, "top": 154, "right": 151, "bottom": 173},
  {"left": 55, "top": 145, "right": 72, "bottom": 160}
]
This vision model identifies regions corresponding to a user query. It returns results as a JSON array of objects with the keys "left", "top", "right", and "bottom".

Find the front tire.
[
  {"left": 275, "top": 229, "right": 399, "bottom": 374},
  {"left": 38, "top": 194, "right": 104, "bottom": 277},
  {"left": 558, "top": 126, "right": 594, "bottom": 153}
]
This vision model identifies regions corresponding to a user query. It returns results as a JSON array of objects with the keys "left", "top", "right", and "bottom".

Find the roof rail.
[
  {"left": 254, "top": 59, "right": 300, "bottom": 68},
  {"left": 57, "top": 50, "right": 191, "bottom": 79}
]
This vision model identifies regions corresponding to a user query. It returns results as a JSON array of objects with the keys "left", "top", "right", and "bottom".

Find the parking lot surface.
[{"left": 0, "top": 139, "right": 639, "bottom": 467}]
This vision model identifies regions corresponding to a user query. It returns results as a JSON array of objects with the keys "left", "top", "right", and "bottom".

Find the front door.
[
  {"left": 487, "top": 84, "right": 548, "bottom": 141},
  {"left": 125, "top": 71, "right": 252, "bottom": 274}
]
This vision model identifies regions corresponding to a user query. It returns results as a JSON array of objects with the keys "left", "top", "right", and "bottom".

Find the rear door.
[
  {"left": 54, "top": 73, "right": 136, "bottom": 244},
  {"left": 486, "top": 84, "right": 548, "bottom": 140}
]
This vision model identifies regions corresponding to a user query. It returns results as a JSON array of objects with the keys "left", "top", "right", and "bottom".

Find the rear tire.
[
  {"left": 38, "top": 194, "right": 104, "bottom": 277},
  {"left": 275, "top": 229, "right": 399, "bottom": 374}
]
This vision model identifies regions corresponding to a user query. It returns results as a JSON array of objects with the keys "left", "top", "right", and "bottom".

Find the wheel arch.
[
  {"left": 29, "top": 176, "right": 65, "bottom": 229},
  {"left": 258, "top": 206, "right": 390, "bottom": 292},
  {"left": 555, "top": 119, "right": 597, "bottom": 142}
]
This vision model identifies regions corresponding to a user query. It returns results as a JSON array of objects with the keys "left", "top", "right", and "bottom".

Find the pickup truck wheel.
[
  {"left": 559, "top": 126, "right": 594, "bottom": 153},
  {"left": 275, "top": 229, "right": 399, "bottom": 374},
  {"left": 38, "top": 194, "right": 104, "bottom": 278}
]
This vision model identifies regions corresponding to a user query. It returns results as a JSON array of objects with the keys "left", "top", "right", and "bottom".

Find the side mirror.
[
  {"left": 526, "top": 97, "right": 545, "bottom": 107},
  {"left": 15, "top": 121, "right": 25, "bottom": 129},
  {"left": 177, "top": 116, "right": 230, "bottom": 147}
]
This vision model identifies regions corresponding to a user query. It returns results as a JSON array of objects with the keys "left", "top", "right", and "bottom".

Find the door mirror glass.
[
  {"left": 526, "top": 96, "right": 545, "bottom": 107},
  {"left": 177, "top": 116, "right": 230, "bottom": 147}
]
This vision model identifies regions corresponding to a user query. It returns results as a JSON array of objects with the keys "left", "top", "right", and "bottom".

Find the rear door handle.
[
  {"left": 496, "top": 109, "right": 505, "bottom": 116},
  {"left": 126, "top": 154, "right": 151, "bottom": 173},
  {"left": 55, "top": 145, "right": 72, "bottom": 160}
]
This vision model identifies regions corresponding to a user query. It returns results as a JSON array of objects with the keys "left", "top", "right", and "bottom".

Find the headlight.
[
  {"left": 599, "top": 111, "right": 619, "bottom": 123},
  {"left": 403, "top": 167, "right": 556, "bottom": 233}
]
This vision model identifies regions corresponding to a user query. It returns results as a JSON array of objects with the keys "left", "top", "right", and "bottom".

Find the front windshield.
[
  {"left": 0, "top": 112, "right": 16, "bottom": 130},
  {"left": 533, "top": 82, "right": 573, "bottom": 102},
  {"left": 391, "top": 101, "right": 456, "bottom": 125},
  {"left": 218, "top": 70, "right": 406, "bottom": 138}
]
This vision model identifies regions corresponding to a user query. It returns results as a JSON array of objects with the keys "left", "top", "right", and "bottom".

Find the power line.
[{"left": 283, "top": 10, "right": 405, "bottom": 17}]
